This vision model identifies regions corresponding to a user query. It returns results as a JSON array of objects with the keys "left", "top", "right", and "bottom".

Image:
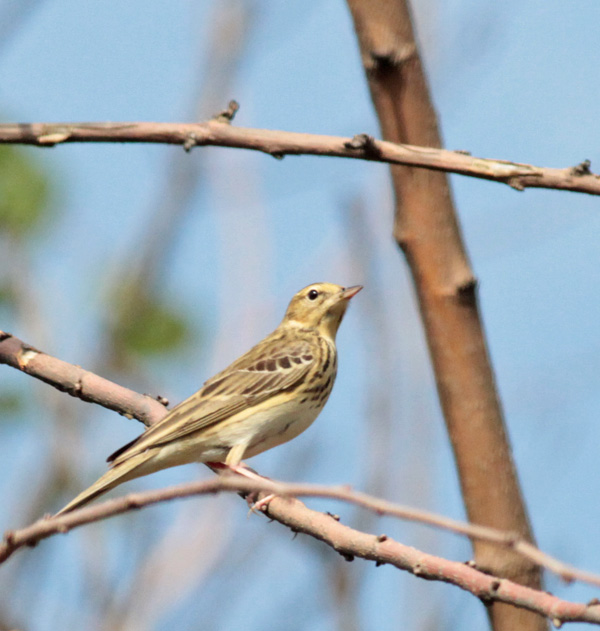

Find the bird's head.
[{"left": 281, "top": 282, "right": 362, "bottom": 340}]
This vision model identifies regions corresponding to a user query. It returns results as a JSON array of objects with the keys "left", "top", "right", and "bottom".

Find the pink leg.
[
  {"left": 206, "top": 461, "right": 275, "bottom": 513},
  {"left": 206, "top": 461, "right": 267, "bottom": 480},
  {"left": 248, "top": 493, "right": 276, "bottom": 514}
]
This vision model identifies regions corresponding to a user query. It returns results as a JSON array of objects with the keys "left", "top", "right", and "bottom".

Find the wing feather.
[{"left": 109, "top": 334, "right": 316, "bottom": 465}]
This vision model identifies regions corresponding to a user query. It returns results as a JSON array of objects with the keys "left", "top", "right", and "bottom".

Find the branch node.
[
  {"left": 148, "top": 394, "right": 169, "bottom": 407},
  {"left": 3, "top": 531, "right": 15, "bottom": 546},
  {"left": 506, "top": 176, "right": 526, "bottom": 191},
  {"left": 183, "top": 133, "right": 197, "bottom": 152},
  {"left": 0, "top": 330, "right": 10, "bottom": 341},
  {"left": 490, "top": 579, "right": 501, "bottom": 592},
  {"left": 464, "top": 559, "right": 477, "bottom": 569},
  {"left": 16, "top": 345, "right": 40, "bottom": 369},
  {"left": 457, "top": 276, "right": 478, "bottom": 295},
  {"left": 37, "top": 131, "right": 71, "bottom": 146},
  {"left": 213, "top": 100, "right": 240, "bottom": 124},
  {"left": 375, "top": 559, "right": 386, "bottom": 567},
  {"left": 326, "top": 512, "right": 340, "bottom": 522},
  {"left": 587, "top": 598, "right": 600, "bottom": 607},
  {"left": 570, "top": 159, "right": 592, "bottom": 176},
  {"left": 72, "top": 378, "right": 83, "bottom": 398},
  {"left": 454, "top": 149, "right": 472, "bottom": 156},
  {"left": 552, "top": 618, "right": 563, "bottom": 629},
  {"left": 341, "top": 551, "right": 354, "bottom": 562},
  {"left": 269, "top": 150, "right": 285, "bottom": 160},
  {"left": 376, "top": 533, "right": 388, "bottom": 542},
  {"left": 455, "top": 276, "right": 478, "bottom": 306},
  {"left": 369, "top": 44, "right": 417, "bottom": 69},
  {"left": 344, "top": 133, "right": 380, "bottom": 158},
  {"left": 126, "top": 495, "right": 143, "bottom": 509}
]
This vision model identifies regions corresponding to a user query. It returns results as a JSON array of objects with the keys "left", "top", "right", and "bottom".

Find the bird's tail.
[{"left": 55, "top": 451, "right": 156, "bottom": 516}]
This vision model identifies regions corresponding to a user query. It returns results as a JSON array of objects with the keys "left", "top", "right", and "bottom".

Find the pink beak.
[{"left": 341, "top": 285, "right": 363, "bottom": 300}]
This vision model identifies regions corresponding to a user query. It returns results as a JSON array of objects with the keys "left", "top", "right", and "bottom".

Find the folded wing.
[{"left": 108, "top": 335, "right": 317, "bottom": 466}]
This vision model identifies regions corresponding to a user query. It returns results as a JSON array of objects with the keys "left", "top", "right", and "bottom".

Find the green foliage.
[
  {"left": 111, "top": 284, "right": 192, "bottom": 358},
  {"left": 120, "top": 298, "right": 190, "bottom": 355},
  {"left": 0, "top": 145, "right": 52, "bottom": 236},
  {"left": 0, "top": 282, "right": 17, "bottom": 309},
  {"left": 0, "top": 390, "right": 23, "bottom": 416}
]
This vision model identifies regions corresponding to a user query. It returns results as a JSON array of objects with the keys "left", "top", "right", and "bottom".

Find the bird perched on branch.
[{"left": 57, "top": 282, "right": 362, "bottom": 515}]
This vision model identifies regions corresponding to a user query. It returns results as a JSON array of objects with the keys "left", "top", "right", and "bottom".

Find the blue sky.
[{"left": 1, "top": 1, "right": 600, "bottom": 630}]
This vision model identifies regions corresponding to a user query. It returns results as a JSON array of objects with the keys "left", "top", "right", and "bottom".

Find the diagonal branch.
[
  {"left": 2, "top": 477, "right": 600, "bottom": 626},
  {"left": 0, "top": 330, "right": 167, "bottom": 427},
  {"left": 3, "top": 333, "right": 600, "bottom": 593},
  {"left": 0, "top": 119, "right": 598, "bottom": 195}
]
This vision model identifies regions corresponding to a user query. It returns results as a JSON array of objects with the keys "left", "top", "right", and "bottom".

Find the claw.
[{"left": 247, "top": 493, "right": 276, "bottom": 517}]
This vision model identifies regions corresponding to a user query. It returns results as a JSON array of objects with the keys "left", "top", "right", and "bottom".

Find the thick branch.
[
  {"left": 2, "top": 477, "right": 600, "bottom": 626},
  {"left": 0, "top": 331, "right": 167, "bottom": 427},
  {"left": 0, "top": 120, "right": 597, "bottom": 195},
  {"left": 345, "top": 2, "right": 544, "bottom": 630}
]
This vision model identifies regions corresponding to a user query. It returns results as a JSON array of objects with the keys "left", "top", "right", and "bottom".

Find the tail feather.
[{"left": 56, "top": 451, "right": 156, "bottom": 516}]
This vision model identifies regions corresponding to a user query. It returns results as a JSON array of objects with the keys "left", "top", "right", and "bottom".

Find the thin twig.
[
  {"left": 4, "top": 339, "right": 600, "bottom": 624},
  {"left": 2, "top": 478, "right": 600, "bottom": 626},
  {"left": 0, "top": 121, "right": 598, "bottom": 195},
  {"left": 3, "top": 332, "right": 600, "bottom": 591},
  {"left": 2, "top": 476, "right": 600, "bottom": 596}
]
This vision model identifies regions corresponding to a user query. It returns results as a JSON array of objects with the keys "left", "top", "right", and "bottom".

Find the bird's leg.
[
  {"left": 228, "top": 465, "right": 276, "bottom": 515},
  {"left": 248, "top": 492, "right": 276, "bottom": 514},
  {"left": 209, "top": 461, "right": 275, "bottom": 512},
  {"left": 206, "top": 460, "right": 266, "bottom": 480},
  {"left": 210, "top": 446, "right": 277, "bottom": 513}
]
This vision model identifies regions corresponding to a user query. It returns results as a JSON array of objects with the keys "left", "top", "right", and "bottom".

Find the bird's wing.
[{"left": 108, "top": 334, "right": 318, "bottom": 465}]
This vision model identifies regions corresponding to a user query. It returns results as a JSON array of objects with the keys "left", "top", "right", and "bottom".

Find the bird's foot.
[
  {"left": 247, "top": 493, "right": 276, "bottom": 515},
  {"left": 227, "top": 465, "right": 276, "bottom": 515},
  {"left": 207, "top": 461, "right": 276, "bottom": 515}
]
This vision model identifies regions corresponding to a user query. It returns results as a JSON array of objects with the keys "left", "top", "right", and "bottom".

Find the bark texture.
[{"left": 345, "top": 2, "right": 546, "bottom": 629}]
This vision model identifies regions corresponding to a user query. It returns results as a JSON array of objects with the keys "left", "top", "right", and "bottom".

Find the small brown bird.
[{"left": 57, "top": 282, "right": 362, "bottom": 514}]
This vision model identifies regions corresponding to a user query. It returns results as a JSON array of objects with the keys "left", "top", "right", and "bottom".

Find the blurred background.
[{"left": 1, "top": 1, "right": 600, "bottom": 630}]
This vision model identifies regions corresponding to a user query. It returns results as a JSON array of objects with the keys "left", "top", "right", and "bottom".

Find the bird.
[{"left": 56, "top": 282, "right": 362, "bottom": 515}]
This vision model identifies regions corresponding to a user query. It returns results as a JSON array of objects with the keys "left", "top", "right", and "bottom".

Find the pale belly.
[
  {"left": 148, "top": 394, "right": 330, "bottom": 469},
  {"left": 241, "top": 396, "right": 325, "bottom": 459}
]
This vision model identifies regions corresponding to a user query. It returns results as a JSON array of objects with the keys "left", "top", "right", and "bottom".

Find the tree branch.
[
  {"left": 0, "top": 330, "right": 167, "bottom": 427},
  {"left": 4, "top": 332, "right": 600, "bottom": 590},
  {"left": 4, "top": 333, "right": 600, "bottom": 623},
  {"left": 2, "top": 476, "right": 600, "bottom": 626},
  {"left": 0, "top": 119, "right": 597, "bottom": 195},
  {"left": 344, "top": 2, "right": 545, "bottom": 629}
]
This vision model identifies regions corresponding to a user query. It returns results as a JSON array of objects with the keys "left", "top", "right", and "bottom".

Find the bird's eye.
[{"left": 307, "top": 289, "right": 319, "bottom": 300}]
